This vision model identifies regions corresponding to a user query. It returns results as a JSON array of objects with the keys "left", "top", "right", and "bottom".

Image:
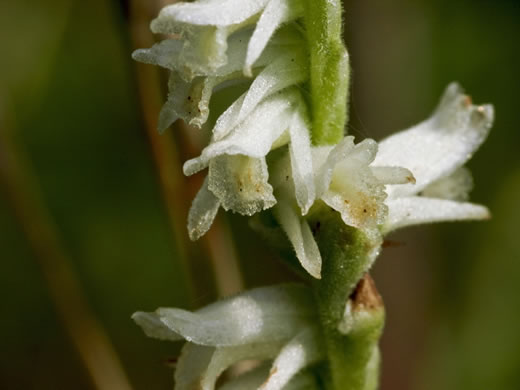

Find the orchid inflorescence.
[{"left": 132, "top": 1, "right": 493, "bottom": 389}]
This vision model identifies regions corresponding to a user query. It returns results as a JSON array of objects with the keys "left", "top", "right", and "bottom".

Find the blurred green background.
[{"left": 0, "top": 0, "right": 518, "bottom": 389}]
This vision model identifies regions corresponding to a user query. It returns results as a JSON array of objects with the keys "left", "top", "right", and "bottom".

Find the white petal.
[
  {"left": 238, "top": 48, "right": 308, "bottom": 124},
  {"left": 183, "top": 90, "right": 297, "bottom": 176},
  {"left": 260, "top": 327, "right": 323, "bottom": 390},
  {"left": 131, "top": 311, "right": 184, "bottom": 342},
  {"left": 148, "top": 16, "right": 303, "bottom": 79},
  {"left": 157, "top": 72, "right": 190, "bottom": 132},
  {"left": 179, "top": 26, "right": 232, "bottom": 75},
  {"left": 134, "top": 29, "right": 249, "bottom": 77},
  {"left": 133, "top": 284, "right": 315, "bottom": 347},
  {"left": 273, "top": 198, "right": 322, "bottom": 279},
  {"left": 383, "top": 196, "right": 490, "bottom": 234},
  {"left": 219, "top": 26, "right": 304, "bottom": 79},
  {"left": 212, "top": 92, "right": 248, "bottom": 141},
  {"left": 345, "top": 138, "right": 379, "bottom": 165},
  {"left": 147, "top": 26, "right": 234, "bottom": 77},
  {"left": 187, "top": 177, "right": 220, "bottom": 240},
  {"left": 208, "top": 155, "right": 276, "bottom": 215},
  {"left": 314, "top": 137, "right": 379, "bottom": 198},
  {"left": 211, "top": 47, "right": 306, "bottom": 140},
  {"left": 322, "top": 139, "right": 387, "bottom": 233},
  {"left": 244, "top": 0, "right": 304, "bottom": 75},
  {"left": 209, "top": 89, "right": 296, "bottom": 157},
  {"left": 374, "top": 82, "right": 494, "bottom": 198},
  {"left": 202, "top": 28, "right": 263, "bottom": 78},
  {"left": 288, "top": 104, "right": 315, "bottom": 214},
  {"left": 313, "top": 136, "right": 355, "bottom": 198},
  {"left": 175, "top": 342, "right": 281, "bottom": 390},
  {"left": 158, "top": 73, "right": 219, "bottom": 132},
  {"left": 132, "top": 39, "right": 183, "bottom": 70},
  {"left": 152, "top": 0, "right": 269, "bottom": 28},
  {"left": 370, "top": 166, "right": 416, "bottom": 185},
  {"left": 421, "top": 167, "right": 473, "bottom": 201}
]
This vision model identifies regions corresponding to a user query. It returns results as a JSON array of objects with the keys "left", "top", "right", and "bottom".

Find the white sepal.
[
  {"left": 320, "top": 139, "right": 388, "bottom": 234},
  {"left": 132, "top": 284, "right": 316, "bottom": 347},
  {"left": 260, "top": 327, "right": 323, "bottom": 390},
  {"left": 157, "top": 73, "right": 219, "bottom": 132},
  {"left": 374, "top": 82, "right": 493, "bottom": 198},
  {"left": 132, "top": 39, "right": 183, "bottom": 71},
  {"left": 383, "top": 196, "right": 490, "bottom": 233},
  {"left": 244, "top": 0, "right": 304, "bottom": 75},
  {"left": 273, "top": 197, "right": 322, "bottom": 279},
  {"left": 151, "top": 0, "right": 270, "bottom": 28},
  {"left": 421, "top": 167, "right": 473, "bottom": 201},
  {"left": 187, "top": 177, "right": 221, "bottom": 241},
  {"left": 375, "top": 83, "right": 493, "bottom": 234},
  {"left": 238, "top": 49, "right": 308, "bottom": 125},
  {"left": 183, "top": 89, "right": 298, "bottom": 176},
  {"left": 313, "top": 137, "right": 354, "bottom": 198},
  {"left": 288, "top": 104, "right": 315, "bottom": 214},
  {"left": 174, "top": 342, "right": 281, "bottom": 390}
]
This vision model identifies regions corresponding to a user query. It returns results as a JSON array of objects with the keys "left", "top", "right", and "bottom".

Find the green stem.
[
  {"left": 303, "top": 0, "right": 350, "bottom": 145},
  {"left": 307, "top": 205, "right": 384, "bottom": 390}
]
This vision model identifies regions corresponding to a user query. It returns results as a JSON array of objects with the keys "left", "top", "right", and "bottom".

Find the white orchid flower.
[
  {"left": 133, "top": 0, "right": 305, "bottom": 132},
  {"left": 133, "top": 284, "right": 322, "bottom": 390},
  {"left": 269, "top": 137, "right": 414, "bottom": 279},
  {"left": 133, "top": 26, "right": 304, "bottom": 132},
  {"left": 133, "top": 0, "right": 315, "bottom": 243},
  {"left": 312, "top": 137, "right": 415, "bottom": 238},
  {"left": 269, "top": 84, "right": 493, "bottom": 278},
  {"left": 373, "top": 82, "right": 493, "bottom": 233},
  {"left": 149, "top": 0, "right": 304, "bottom": 76},
  {"left": 185, "top": 86, "right": 314, "bottom": 241}
]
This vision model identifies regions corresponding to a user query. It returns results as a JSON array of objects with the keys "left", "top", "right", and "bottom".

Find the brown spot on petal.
[
  {"left": 463, "top": 95, "right": 473, "bottom": 107},
  {"left": 407, "top": 175, "right": 416, "bottom": 184}
]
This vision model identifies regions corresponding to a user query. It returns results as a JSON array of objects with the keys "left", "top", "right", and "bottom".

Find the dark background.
[{"left": 1, "top": 0, "right": 519, "bottom": 389}]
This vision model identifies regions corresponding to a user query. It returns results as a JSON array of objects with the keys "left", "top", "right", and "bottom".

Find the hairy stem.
[
  {"left": 308, "top": 205, "right": 384, "bottom": 390},
  {"left": 303, "top": 0, "right": 350, "bottom": 145}
]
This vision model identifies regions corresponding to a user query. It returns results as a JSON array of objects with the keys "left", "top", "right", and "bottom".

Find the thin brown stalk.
[
  {"left": 129, "top": 0, "right": 198, "bottom": 301},
  {"left": 129, "top": 0, "right": 244, "bottom": 300},
  {"left": 0, "top": 99, "right": 133, "bottom": 390}
]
